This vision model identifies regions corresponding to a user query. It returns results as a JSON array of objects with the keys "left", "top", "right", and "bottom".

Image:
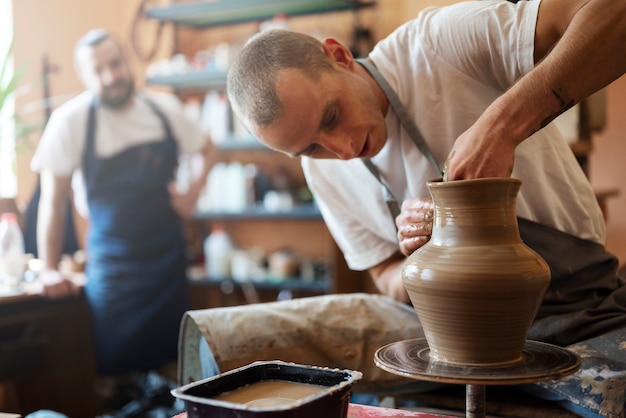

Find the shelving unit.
[
  {"left": 144, "top": 0, "right": 376, "bottom": 90},
  {"left": 189, "top": 274, "right": 331, "bottom": 309},
  {"left": 144, "top": 0, "right": 376, "bottom": 308},
  {"left": 187, "top": 204, "right": 338, "bottom": 306}
]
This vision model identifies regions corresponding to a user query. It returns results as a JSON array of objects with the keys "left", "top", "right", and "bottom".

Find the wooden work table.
[{"left": 0, "top": 278, "right": 98, "bottom": 418}]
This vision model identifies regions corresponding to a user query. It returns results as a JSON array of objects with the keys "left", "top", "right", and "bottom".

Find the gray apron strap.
[
  {"left": 361, "top": 159, "right": 401, "bottom": 220},
  {"left": 356, "top": 58, "right": 443, "bottom": 226},
  {"left": 357, "top": 58, "right": 443, "bottom": 173}
]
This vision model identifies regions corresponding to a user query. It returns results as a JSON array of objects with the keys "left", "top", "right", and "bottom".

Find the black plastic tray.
[{"left": 172, "top": 360, "right": 362, "bottom": 418}]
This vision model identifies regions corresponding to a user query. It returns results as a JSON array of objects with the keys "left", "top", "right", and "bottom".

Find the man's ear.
[{"left": 321, "top": 37, "right": 354, "bottom": 69}]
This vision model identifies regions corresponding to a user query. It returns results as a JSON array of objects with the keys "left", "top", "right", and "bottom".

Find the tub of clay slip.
[{"left": 171, "top": 360, "right": 363, "bottom": 418}]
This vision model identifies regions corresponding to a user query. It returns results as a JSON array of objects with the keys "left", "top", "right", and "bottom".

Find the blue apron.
[{"left": 83, "top": 97, "right": 190, "bottom": 376}]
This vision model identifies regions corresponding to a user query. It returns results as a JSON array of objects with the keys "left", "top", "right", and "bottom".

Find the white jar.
[
  {"left": 204, "top": 225, "right": 234, "bottom": 279},
  {"left": 0, "top": 212, "right": 25, "bottom": 292}
]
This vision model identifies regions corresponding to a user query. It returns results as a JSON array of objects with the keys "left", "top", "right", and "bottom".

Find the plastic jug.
[{"left": 0, "top": 212, "right": 26, "bottom": 292}]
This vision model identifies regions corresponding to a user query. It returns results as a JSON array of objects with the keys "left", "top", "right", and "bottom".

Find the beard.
[{"left": 100, "top": 79, "right": 135, "bottom": 108}]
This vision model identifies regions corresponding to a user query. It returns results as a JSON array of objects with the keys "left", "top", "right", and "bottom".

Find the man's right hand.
[{"left": 39, "top": 269, "right": 80, "bottom": 299}]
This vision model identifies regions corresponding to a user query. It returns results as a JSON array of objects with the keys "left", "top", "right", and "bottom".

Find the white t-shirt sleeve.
[
  {"left": 415, "top": 0, "right": 538, "bottom": 90},
  {"left": 30, "top": 95, "right": 88, "bottom": 177},
  {"left": 303, "top": 0, "right": 547, "bottom": 271},
  {"left": 302, "top": 158, "right": 399, "bottom": 271}
]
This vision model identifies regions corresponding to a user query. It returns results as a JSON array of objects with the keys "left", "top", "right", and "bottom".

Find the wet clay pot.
[{"left": 402, "top": 177, "right": 550, "bottom": 365}]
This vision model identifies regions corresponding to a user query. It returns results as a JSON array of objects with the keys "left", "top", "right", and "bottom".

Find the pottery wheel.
[{"left": 375, "top": 338, "right": 580, "bottom": 386}]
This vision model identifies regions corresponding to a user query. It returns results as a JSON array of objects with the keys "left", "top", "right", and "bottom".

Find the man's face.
[
  {"left": 76, "top": 38, "right": 134, "bottom": 108},
  {"left": 252, "top": 67, "right": 387, "bottom": 160}
]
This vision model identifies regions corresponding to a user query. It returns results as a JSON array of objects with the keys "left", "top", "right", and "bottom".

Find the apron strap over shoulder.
[
  {"left": 356, "top": 58, "right": 442, "bottom": 228},
  {"left": 357, "top": 58, "right": 443, "bottom": 174}
]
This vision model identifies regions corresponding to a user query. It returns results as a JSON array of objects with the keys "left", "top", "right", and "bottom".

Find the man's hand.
[
  {"left": 169, "top": 181, "right": 200, "bottom": 220},
  {"left": 396, "top": 198, "right": 434, "bottom": 257},
  {"left": 444, "top": 119, "right": 516, "bottom": 181},
  {"left": 39, "top": 269, "right": 80, "bottom": 299}
]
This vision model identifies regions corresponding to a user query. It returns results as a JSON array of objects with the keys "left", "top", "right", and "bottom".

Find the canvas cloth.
[{"left": 179, "top": 293, "right": 427, "bottom": 393}]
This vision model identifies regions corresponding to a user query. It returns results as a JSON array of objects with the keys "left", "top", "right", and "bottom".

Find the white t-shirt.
[
  {"left": 31, "top": 90, "right": 206, "bottom": 218},
  {"left": 302, "top": 0, "right": 605, "bottom": 271}
]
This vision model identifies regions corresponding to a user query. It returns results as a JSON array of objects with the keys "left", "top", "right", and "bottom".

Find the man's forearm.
[
  {"left": 189, "top": 142, "right": 218, "bottom": 199},
  {"left": 446, "top": 0, "right": 626, "bottom": 181},
  {"left": 37, "top": 172, "right": 72, "bottom": 271},
  {"left": 369, "top": 253, "right": 410, "bottom": 303},
  {"left": 37, "top": 201, "right": 66, "bottom": 271},
  {"left": 501, "top": 0, "right": 626, "bottom": 146}
]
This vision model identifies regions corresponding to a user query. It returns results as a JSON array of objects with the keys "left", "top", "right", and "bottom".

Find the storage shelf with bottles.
[
  {"left": 143, "top": 0, "right": 377, "bottom": 91},
  {"left": 146, "top": 0, "right": 375, "bottom": 308},
  {"left": 187, "top": 274, "right": 332, "bottom": 307},
  {"left": 191, "top": 218, "right": 335, "bottom": 306}
]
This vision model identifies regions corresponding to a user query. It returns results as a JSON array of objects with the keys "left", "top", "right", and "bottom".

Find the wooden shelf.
[
  {"left": 146, "top": 70, "right": 228, "bottom": 90},
  {"left": 146, "top": 0, "right": 375, "bottom": 28},
  {"left": 217, "top": 138, "right": 267, "bottom": 151},
  {"left": 190, "top": 276, "right": 330, "bottom": 293},
  {"left": 194, "top": 204, "right": 322, "bottom": 221}
]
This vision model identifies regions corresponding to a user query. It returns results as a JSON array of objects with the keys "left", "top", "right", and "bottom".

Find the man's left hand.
[{"left": 396, "top": 198, "right": 434, "bottom": 256}]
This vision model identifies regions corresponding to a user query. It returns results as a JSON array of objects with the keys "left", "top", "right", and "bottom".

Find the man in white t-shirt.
[
  {"left": 30, "top": 29, "right": 211, "bottom": 403},
  {"left": 183, "top": 0, "right": 626, "bottom": 415},
  {"left": 227, "top": 0, "right": 625, "bottom": 323}
]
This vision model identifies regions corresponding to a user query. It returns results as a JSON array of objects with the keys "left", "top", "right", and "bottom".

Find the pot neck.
[{"left": 428, "top": 179, "right": 522, "bottom": 246}]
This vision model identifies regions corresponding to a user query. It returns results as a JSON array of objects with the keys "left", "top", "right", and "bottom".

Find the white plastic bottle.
[
  {"left": 206, "top": 162, "right": 228, "bottom": 212},
  {"left": 0, "top": 212, "right": 26, "bottom": 292},
  {"left": 225, "top": 162, "right": 247, "bottom": 213},
  {"left": 204, "top": 225, "right": 234, "bottom": 279}
]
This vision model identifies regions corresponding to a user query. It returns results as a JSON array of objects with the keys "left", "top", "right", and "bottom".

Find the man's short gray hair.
[{"left": 227, "top": 29, "right": 333, "bottom": 130}]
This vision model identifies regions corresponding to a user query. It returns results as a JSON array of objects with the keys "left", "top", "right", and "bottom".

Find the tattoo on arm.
[
  {"left": 553, "top": 85, "right": 574, "bottom": 110},
  {"left": 540, "top": 85, "right": 575, "bottom": 129}
]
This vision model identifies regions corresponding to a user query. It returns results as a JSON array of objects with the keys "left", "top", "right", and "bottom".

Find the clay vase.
[{"left": 402, "top": 177, "right": 550, "bottom": 365}]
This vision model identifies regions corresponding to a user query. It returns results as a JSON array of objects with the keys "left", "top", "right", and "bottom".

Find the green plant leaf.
[
  {"left": 0, "top": 66, "right": 27, "bottom": 112},
  {"left": 1, "top": 33, "right": 34, "bottom": 151},
  {"left": 0, "top": 37, "right": 12, "bottom": 91},
  {"left": 0, "top": 38, "right": 15, "bottom": 105},
  {"left": 0, "top": 37, "right": 27, "bottom": 114}
]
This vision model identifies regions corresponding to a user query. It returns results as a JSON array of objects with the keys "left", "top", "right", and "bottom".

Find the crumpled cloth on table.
[{"left": 178, "top": 293, "right": 426, "bottom": 393}]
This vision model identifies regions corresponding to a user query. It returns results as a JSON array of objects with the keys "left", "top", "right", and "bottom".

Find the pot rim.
[{"left": 428, "top": 176, "right": 522, "bottom": 188}]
